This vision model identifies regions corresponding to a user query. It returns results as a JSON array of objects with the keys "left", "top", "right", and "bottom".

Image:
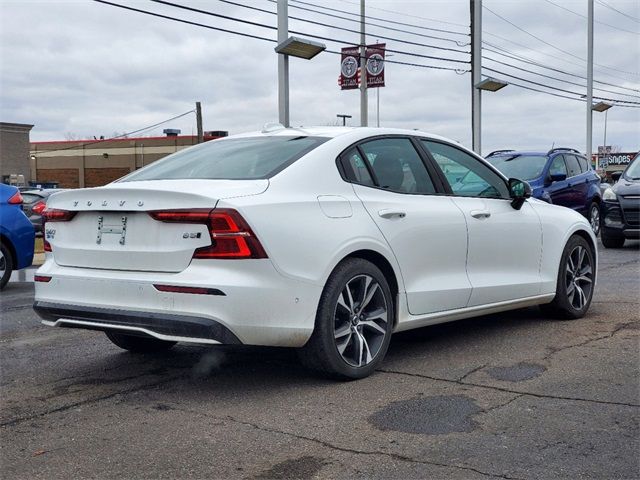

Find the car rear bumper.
[{"left": 34, "top": 258, "right": 323, "bottom": 347}]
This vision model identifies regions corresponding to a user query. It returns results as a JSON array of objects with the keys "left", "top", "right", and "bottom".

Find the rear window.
[
  {"left": 120, "top": 136, "right": 328, "bottom": 181},
  {"left": 20, "top": 193, "right": 43, "bottom": 204}
]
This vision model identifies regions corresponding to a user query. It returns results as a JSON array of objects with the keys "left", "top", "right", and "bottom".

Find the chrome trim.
[{"left": 42, "top": 319, "right": 222, "bottom": 345}]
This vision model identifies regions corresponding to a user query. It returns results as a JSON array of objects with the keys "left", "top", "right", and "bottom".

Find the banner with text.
[
  {"left": 365, "top": 43, "right": 386, "bottom": 88},
  {"left": 340, "top": 46, "right": 360, "bottom": 90}
]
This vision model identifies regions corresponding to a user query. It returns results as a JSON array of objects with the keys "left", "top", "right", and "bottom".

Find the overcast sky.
[{"left": 1, "top": 0, "right": 638, "bottom": 155}]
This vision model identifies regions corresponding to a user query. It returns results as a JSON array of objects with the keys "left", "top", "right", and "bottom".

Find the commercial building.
[
  {"left": 29, "top": 130, "right": 227, "bottom": 188},
  {"left": 0, "top": 122, "right": 34, "bottom": 185}
]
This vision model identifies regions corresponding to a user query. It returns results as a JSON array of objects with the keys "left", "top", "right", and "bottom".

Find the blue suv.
[
  {"left": 486, "top": 148, "right": 602, "bottom": 235},
  {"left": 0, "top": 184, "right": 35, "bottom": 289}
]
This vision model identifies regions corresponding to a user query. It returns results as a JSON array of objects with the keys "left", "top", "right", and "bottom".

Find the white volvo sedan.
[{"left": 35, "top": 127, "right": 596, "bottom": 379}]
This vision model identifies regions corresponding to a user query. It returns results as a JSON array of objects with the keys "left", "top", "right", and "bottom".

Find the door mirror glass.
[{"left": 508, "top": 178, "right": 531, "bottom": 210}]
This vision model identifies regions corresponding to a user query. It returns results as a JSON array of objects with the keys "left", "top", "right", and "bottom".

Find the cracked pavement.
[{"left": 1, "top": 240, "right": 638, "bottom": 479}]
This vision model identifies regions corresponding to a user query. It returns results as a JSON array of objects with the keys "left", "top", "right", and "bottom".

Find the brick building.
[
  {"left": 30, "top": 130, "right": 227, "bottom": 188},
  {"left": 1, "top": 122, "right": 34, "bottom": 185}
]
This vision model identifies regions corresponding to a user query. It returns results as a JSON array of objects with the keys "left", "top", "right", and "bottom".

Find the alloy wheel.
[
  {"left": 333, "top": 274, "right": 388, "bottom": 367},
  {"left": 565, "top": 245, "right": 593, "bottom": 310},
  {"left": 0, "top": 249, "right": 5, "bottom": 276},
  {"left": 589, "top": 205, "right": 600, "bottom": 236}
]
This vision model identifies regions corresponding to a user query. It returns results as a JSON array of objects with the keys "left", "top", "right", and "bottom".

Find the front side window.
[
  {"left": 121, "top": 136, "right": 328, "bottom": 181},
  {"left": 549, "top": 155, "right": 568, "bottom": 177},
  {"left": 357, "top": 138, "right": 436, "bottom": 194},
  {"left": 422, "top": 140, "right": 509, "bottom": 199}
]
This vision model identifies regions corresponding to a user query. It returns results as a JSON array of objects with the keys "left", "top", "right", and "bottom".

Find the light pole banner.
[
  {"left": 340, "top": 46, "right": 360, "bottom": 90},
  {"left": 366, "top": 43, "right": 386, "bottom": 88}
]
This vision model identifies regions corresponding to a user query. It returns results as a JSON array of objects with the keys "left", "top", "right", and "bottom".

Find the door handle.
[
  {"left": 470, "top": 209, "right": 491, "bottom": 219},
  {"left": 378, "top": 209, "right": 406, "bottom": 219}
]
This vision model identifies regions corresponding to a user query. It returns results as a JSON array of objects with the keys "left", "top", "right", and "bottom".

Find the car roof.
[{"left": 229, "top": 126, "right": 456, "bottom": 143}]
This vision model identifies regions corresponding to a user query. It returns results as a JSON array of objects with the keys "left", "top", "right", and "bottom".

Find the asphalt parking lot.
[{"left": 1, "top": 240, "right": 638, "bottom": 480}]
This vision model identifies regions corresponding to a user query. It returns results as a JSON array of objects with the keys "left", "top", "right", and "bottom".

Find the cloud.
[{"left": 1, "top": 0, "right": 638, "bottom": 153}]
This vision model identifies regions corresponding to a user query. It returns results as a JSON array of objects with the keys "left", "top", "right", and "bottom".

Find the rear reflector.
[
  {"left": 8, "top": 191, "right": 23, "bottom": 205},
  {"left": 154, "top": 284, "right": 225, "bottom": 296},
  {"left": 149, "top": 208, "right": 267, "bottom": 259},
  {"left": 32, "top": 201, "right": 47, "bottom": 215},
  {"left": 34, "top": 275, "right": 52, "bottom": 282},
  {"left": 44, "top": 240, "right": 51, "bottom": 252}
]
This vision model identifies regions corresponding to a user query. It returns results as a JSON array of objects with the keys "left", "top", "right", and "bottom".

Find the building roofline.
[{"left": 30, "top": 134, "right": 221, "bottom": 145}]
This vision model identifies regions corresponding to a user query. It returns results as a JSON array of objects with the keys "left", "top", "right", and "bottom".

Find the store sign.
[
  {"left": 340, "top": 46, "right": 360, "bottom": 90},
  {"left": 606, "top": 153, "right": 636, "bottom": 166},
  {"left": 365, "top": 43, "right": 386, "bottom": 88}
]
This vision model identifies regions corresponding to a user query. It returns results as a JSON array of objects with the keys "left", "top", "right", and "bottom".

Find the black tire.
[
  {"left": 105, "top": 331, "right": 176, "bottom": 353},
  {"left": 587, "top": 201, "right": 600, "bottom": 237},
  {"left": 299, "top": 258, "right": 394, "bottom": 380},
  {"left": 601, "top": 231, "right": 625, "bottom": 248},
  {"left": 540, "top": 235, "right": 595, "bottom": 320},
  {"left": 0, "top": 242, "right": 14, "bottom": 291}
]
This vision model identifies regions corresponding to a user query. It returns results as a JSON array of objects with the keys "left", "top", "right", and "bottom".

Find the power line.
[
  {"left": 93, "top": 0, "right": 469, "bottom": 73},
  {"left": 243, "top": 0, "right": 469, "bottom": 46},
  {"left": 283, "top": 0, "right": 470, "bottom": 37},
  {"left": 151, "top": 0, "right": 470, "bottom": 65},
  {"left": 482, "top": 66, "right": 640, "bottom": 105},
  {"left": 33, "top": 110, "right": 196, "bottom": 154},
  {"left": 540, "top": 0, "right": 640, "bottom": 34},
  {"left": 484, "top": 5, "right": 639, "bottom": 77},
  {"left": 483, "top": 54, "right": 640, "bottom": 99},
  {"left": 158, "top": 0, "right": 470, "bottom": 55},
  {"left": 335, "top": 0, "right": 470, "bottom": 30},
  {"left": 483, "top": 42, "right": 640, "bottom": 94},
  {"left": 596, "top": 0, "right": 640, "bottom": 23}
]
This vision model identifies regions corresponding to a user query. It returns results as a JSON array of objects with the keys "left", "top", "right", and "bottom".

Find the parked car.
[
  {"left": 600, "top": 152, "right": 640, "bottom": 248},
  {"left": 0, "top": 184, "right": 35, "bottom": 289},
  {"left": 34, "top": 127, "right": 597, "bottom": 379},
  {"left": 486, "top": 148, "right": 602, "bottom": 235},
  {"left": 21, "top": 189, "right": 65, "bottom": 236}
]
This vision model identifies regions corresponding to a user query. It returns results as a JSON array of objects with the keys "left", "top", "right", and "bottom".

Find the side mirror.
[
  {"left": 611, "top": 171, "right": 622, "bottom": 182},
  {"left": 549, "top": 173, "right": 567, "bottom": 183},
  {"left": 508, "top": 178, "right": 532, "bottom": 210}
]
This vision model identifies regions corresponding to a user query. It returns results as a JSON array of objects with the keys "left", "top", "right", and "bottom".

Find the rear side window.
[
  {"left": 341, "top": 147, "right": 374, "bottom": 186},
  {"left": 120, "top": 136, "right": 328, "bottom": 181},
  {"left": 564, "top": 155, "right": 581, "bottom": 177},
  {"left": 358, "top": 138, "right": 436, "bottom": 194},
  {"left": 576, "top": 156, "right": 589, "bottom": 173}
]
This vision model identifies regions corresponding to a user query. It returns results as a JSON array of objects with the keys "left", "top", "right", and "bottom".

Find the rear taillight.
[
  {"left": 8, "top": 191, "right": 23, "bottom": 205},
  {"left": 42, "top": 208, "right": 77, "bottom": 252},
  {"left": 32, "top": 201, "right": 46, "bottom": 215},
  {"left": 149, "top": 208, "right": 267, "bottom": 259},
  {"left": 42, "top": 209, "right": 77, "bottom": 222}
]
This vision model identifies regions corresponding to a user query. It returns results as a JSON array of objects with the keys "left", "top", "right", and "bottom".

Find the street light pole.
[
  {"left": 471, "top": 0, "right": 482, "bottom": 155},
  {"left": 360, "top": 0, "right": 368, "bottom": 127},
  {"left": 586, "top": 0, "right": 594, "bottom": 158},
  {"left": 277, "top": 0, "right": 290, "bottom": 127}
]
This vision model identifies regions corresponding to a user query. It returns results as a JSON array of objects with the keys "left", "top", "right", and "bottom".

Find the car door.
[
  {"left": 420, "top": 139, "right": 543, "bottom": 306},
  {"left": 564, "top": 154, "right": 589, "bottom": 213},
  {"left": 339, "top": 137, "right": 472, "bottom": 315},
  {"left": 546, "top": 154, "right": 574, "bottom": 208}
]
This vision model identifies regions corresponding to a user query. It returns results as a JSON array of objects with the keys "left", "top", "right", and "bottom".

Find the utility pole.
[
  {"left": 360, "top": 0, "right": 368, "bottom": 127},
  {"left": 586, "top": 0, "right": 594, "bottom": 158},
  {"left": 195, "top": 101, "right": 203, "bottom": 143},
  {"left": 277, "top": 0, "right": 290, "bottom": 127},
  {"left": 471, "top": 0, "right": 482, "bottom": 155}
]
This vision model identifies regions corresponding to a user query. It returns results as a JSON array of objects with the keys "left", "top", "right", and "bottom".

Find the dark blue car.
[
  {"left": 486, "top": 148, "right": 602, "bottom": 235},
  {"left": 0, "top": 184, "right": 35, "bottom": 289}
]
